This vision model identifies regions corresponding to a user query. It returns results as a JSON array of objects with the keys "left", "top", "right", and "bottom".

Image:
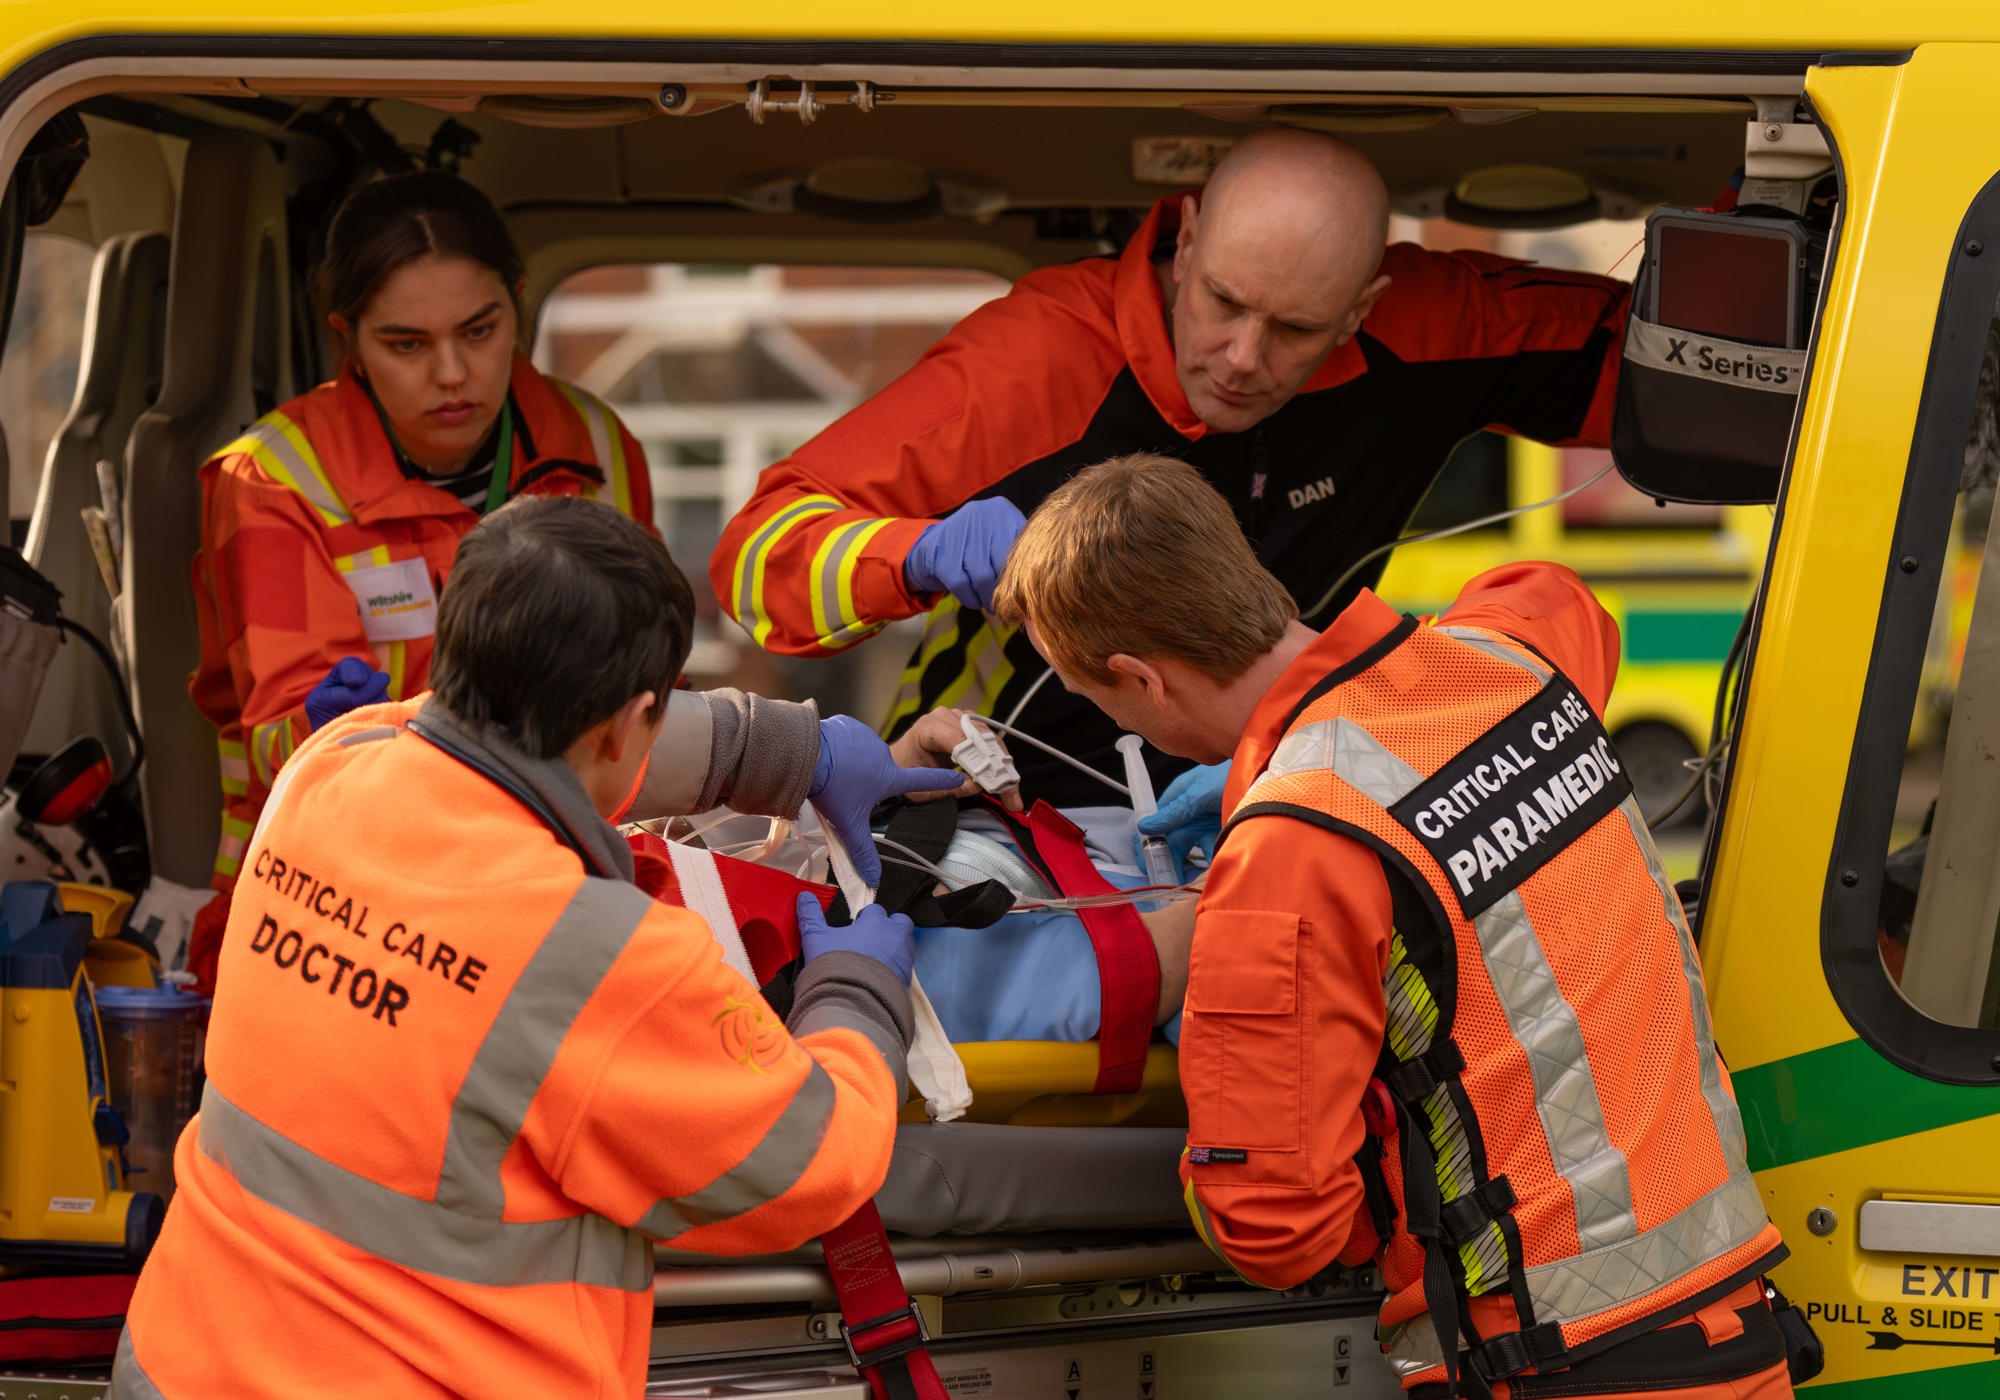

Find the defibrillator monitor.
[
  {"left": 1643, "top": 212, "right": 1808, "bottom": 350},
  {"left": 1614, "top": 206, "right": 1820, "bottom": 505}
]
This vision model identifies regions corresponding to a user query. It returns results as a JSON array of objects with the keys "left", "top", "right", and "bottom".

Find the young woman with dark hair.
[{"left": 182, "top": 170, "right": 659, "bottom": 985}]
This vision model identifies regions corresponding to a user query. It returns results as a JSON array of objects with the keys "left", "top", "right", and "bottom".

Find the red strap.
[
  {"left": 626, "top": 831, "right": 833, "bottom": 983},
  {"left": 820, "top": 1202, "right": 948, "bottom": 1400},
  {"left": 1005, "top": 801, "right": 1161, "bottom": 1095}
]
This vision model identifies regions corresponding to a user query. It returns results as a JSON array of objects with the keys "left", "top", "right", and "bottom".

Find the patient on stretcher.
[
  {"left": 884, "top": 707, "right": 1195, "bottom": 1046},
  {"left": 644, "top": 707, "right": 1197, "bottom": 1047}
]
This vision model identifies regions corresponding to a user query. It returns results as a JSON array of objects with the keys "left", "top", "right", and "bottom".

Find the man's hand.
[
  {"left": 1136, "top": 761, "right": 1230, "bottom": 878},
  {"left": 305, "top": 657, "right": 391, "bottom": 732},
  {"left": 888, "top": 707, "right": 1024, "bottom": 811},
  {"left": 811, "top": 715, "right": 965, "bottom": 886},
  {"left": 902, "top": 497, "right": 1027, "bottom": 612},
  {"left": 796, "top": 893, "right": 916, "bottom": 986}
]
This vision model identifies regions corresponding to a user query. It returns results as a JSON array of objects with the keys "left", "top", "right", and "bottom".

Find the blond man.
[{"left": 992, "top": 454, "right": 1792, "bottom": 1399}]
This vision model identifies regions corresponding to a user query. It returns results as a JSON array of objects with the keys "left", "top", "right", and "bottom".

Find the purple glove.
[
  {"left": 305, "top": 657, "right": 391, "bottom": 732},
  {"left": 796, "top": 893, "right": 916, "bottom": 985},
  {"left": 1135, "top": 761, "right": 1229, "bottom": 878},
  {"left": 810, "top": 715, "right": 963, "bottom": 887},
  {"left": 903, "top": 497, "right": 1028, "bottom": 613}
]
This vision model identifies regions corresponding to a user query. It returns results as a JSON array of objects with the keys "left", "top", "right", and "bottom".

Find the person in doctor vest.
[{"left": 992, "top": 452, "right": 1799, "bottom": 1400}]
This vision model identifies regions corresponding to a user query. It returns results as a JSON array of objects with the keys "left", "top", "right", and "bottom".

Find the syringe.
[{"left": 1115, "top": 733, "right": 1182, "bottom": 890}]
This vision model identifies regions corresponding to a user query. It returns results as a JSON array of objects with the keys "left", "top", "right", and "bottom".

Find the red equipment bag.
[{"left": 0, "top": 1274, "right": 136, "bottom": 1364}]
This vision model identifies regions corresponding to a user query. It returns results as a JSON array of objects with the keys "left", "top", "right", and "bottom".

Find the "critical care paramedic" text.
[{"left": 1389, "top": 674, "right": 1634, "bottom": 916}]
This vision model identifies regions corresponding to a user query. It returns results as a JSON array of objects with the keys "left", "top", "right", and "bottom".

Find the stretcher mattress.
[{"left": 874, "top": 1119, "right": 1190, "bottom": 1236}]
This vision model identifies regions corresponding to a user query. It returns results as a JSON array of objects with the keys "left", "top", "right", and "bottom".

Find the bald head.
[{"left": 1168, "top": 129, "right": 1394, "bottom": 432}]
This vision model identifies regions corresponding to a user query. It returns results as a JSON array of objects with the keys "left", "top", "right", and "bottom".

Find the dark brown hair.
[
  {"left": 431, "top": 497, "right": 694, "bottom": 759},
  {"left": 316, "top": 171, "right": 525, "bottom": 329},
  {"left": 991, "top": 452, "right": 1297, "bottom": 684}
]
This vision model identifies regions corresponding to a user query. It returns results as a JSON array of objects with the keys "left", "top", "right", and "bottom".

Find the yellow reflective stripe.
[
  {"left": 554, "top": 381, "right": 632, "bottom": 512},
  {"left": 731, "top": 495, "right": 842, "bottom": 647},
  {"left": 807, "top": 517, "right": 895, "bottom": 650},
  {"left": 214, "top": 813, "right": 254, "bottom": 879},
  {"left": 334, "top": 545, "right": 393, "bottom": 574},
  {"left": 934, "top": 620, "right": 1018, "bottom": 713},
  {"left": 883, "top": 599, "right": 961, "bottom": 734},
  {"left": 218, "top": 739, "right": 250, "bottom": 797},
  {"left": 226, "top": 411, "right": 350, "bottom": 527},
  {"left": 382, "top": 640, "right": 408, "bottom": 701},
  {"left": 249, "top": 717, "right": 297, "bottom": 788}
]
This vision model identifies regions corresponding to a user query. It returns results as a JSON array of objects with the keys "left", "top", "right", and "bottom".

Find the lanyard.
[{"left": 484, "top": 398, "right": 515, "bottom": 515}]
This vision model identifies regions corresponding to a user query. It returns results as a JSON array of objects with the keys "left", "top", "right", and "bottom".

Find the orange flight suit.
[
  {"left": 1182, "top": 562, "right": 1791, "bottom": 1397},
  {"left": 190, "top": 358, "right": 650, "bottom": 891}
]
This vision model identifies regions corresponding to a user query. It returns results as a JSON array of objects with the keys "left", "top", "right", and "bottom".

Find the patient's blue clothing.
[{"left": 913, "top": 857, "right": 1181, "bottom": 1046}]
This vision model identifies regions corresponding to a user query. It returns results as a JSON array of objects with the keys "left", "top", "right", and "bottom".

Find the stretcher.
[{"left": 630, "top": 802, "right": 1192, "bottom": 1234}]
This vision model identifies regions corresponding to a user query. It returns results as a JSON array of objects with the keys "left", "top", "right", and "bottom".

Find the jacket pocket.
[{"left": 1182, "top": 910, "right": 1304, "bottom": 1157}]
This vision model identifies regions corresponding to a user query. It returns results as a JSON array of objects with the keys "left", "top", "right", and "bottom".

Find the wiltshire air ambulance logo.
[{"left": 713, "top": 996, "right": 788, "bottom": 1074}]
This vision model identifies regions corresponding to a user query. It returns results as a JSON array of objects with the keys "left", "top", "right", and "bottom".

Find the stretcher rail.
[{"left": 654, "top": 1235, "right": 1223, "bottom": 1308}]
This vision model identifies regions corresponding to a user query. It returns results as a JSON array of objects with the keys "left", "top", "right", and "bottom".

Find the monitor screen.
[{"left": 1652, "top": 221, "right": 1798, "bottom": 348}]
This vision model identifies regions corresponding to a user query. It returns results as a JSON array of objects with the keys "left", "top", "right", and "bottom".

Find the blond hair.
[{"left": 991, "top": 453, "right": 1298, "bottom": 684}]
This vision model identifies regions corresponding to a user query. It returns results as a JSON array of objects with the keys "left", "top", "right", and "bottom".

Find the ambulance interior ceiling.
[{"left": 54, "top": 88, "right": 1759, "bottom": 274}]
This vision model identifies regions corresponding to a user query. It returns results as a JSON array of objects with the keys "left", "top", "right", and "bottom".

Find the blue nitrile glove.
[
  {"left": 796, "top": 892, "right": 916, "bottom": 986},
  {"left": 902, "top": 497, "right": 1028, "bottom": 613},
  {"left": 1136, "top": 761, "right": 1231, "bottom": 878},
  {"left": 810, "top": 715, "right": 965, "bottom": 887},
  {"left": 304, "top": 656, "right": 392, "bottom": 732}
]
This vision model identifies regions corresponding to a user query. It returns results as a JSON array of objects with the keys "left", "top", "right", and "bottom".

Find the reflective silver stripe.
[
  {"left": 1383, "top": 1312, "right": 1445, "bottom": 1380},
  {"left": 1383, "top": 1168, "right": 1771, "bottom": 1375},
  {"left": 436, "top": 878, "right": 653, "bottom": 1217},
  {"left": 1526, "top": 1160, "right": 1768, "bottom": 1323},
  {"left": 636, "top": 1061, "right": 837, "bottom": 1242},
  {"left": 1617, "top": 798, "right": 1750, "bottom": 1170},
  {"left": 812, "top": 517, "right": 894, "bottom": 647},
  {"left": 110, "top": 1327, "right": 165, "bottom": 1399},
  {"left": 232, "top": 414, "right": 351, "bottom": 526},
  {"left": 1473, "top": 890, "right": 1636, "bottom": 1250},
  {"left": 337, "top": 725, "right": 401, "bottom": 747},
  {"left": 199, "top": 1083, "right": 651, "bottom": 1290},
  {"left": 1437, "top": 626, "right": 1552, "bottom": 682},
  {"left": 1252, "top": 716, "right": 1424, "bottom": 807},
  {"left": 732, "top": 495, "right": 841, "bottom": 642}
]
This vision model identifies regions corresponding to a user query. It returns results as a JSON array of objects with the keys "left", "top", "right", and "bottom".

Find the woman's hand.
[{"left": 889, "top": 707, "right": 1024, "bottom": 811}]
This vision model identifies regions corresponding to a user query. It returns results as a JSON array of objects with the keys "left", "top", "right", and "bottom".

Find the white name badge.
[{"left": 342, "top": 557, "right": 437, "bottom": 642}]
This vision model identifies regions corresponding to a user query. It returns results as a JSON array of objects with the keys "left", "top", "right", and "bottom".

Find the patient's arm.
[{"left": 1140, "top": 877, "right": 1203, "bottom": 1025}]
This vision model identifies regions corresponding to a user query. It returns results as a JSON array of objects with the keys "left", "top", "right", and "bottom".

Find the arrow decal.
[{"left": 1865, "top": 1330, "right": 2000, "bottom": 1354}]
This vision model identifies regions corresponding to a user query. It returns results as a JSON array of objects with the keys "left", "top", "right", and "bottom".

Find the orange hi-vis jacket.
[
  {"left": 113, "top": 697, "right": 907, "bottom": 1398},
  {"left": 1180, "top": 563, "right": 1784, "bottom": 1392},
  {"left": 712, "top": 195, "right": 1627, "bottom": 806},
  {"left": 190, "top": 357, "right": 650, "bottom": 888}
]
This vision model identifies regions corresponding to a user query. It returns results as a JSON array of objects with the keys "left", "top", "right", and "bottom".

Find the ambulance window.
[
  {"left": 0, "top": 232, "right": 93, "bottom": 544},
  {"left": 1871, "top": 307, "right": 2000, "bottom": 1030},
  {"left": 533, "top": 260, "right": 1008, "bottom": 700}
]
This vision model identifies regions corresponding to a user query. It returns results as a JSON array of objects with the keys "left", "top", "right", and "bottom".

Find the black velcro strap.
[
  {"left": 1355, "top": 1135, "right": 1399, "bottom": 1242},
  {"left": 1439, "top": 1177, "right": 1517, "bottom": 1247},
  {"left": 1385, "top": 1040, "right": 1468, "bottom": 1104},
  {"left": 1470, "top": 1321, "right": 1567, "bottom": 1381},
  {"left": 828, "top": 799, "right": 1014, "bottom": 930}
]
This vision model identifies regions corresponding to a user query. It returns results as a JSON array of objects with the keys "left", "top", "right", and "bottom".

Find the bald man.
[{"left": 715, "top": 130, "right": 1629, "bottom": 805}]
